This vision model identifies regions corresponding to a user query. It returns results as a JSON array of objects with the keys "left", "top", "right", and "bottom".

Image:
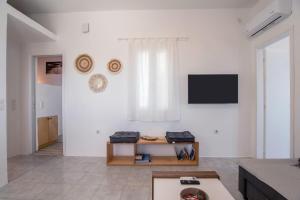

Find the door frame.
[
  {"left": 32, "top": 53, "right": 65, "bottom": 155},
  {"left": 255, "top": 28, "right": 295, "bottom": 159}
]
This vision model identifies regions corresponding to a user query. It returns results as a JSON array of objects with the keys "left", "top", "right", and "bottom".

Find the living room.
[{"left": 0, "top": 0, "right": 299, "bottom": 199}]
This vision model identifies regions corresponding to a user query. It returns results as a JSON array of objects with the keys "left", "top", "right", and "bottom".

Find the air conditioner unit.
[{"left": 246, "top": 0, "right": 292, "bottom": 38}]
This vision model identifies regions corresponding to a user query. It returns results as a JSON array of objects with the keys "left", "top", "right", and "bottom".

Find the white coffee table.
[{"left": 152, "top": 171, "right": 235, "bottom": 200}]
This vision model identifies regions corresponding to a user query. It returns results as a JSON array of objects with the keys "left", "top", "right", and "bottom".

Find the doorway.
[
  {"left": 34, "top": 55, "right": 63, "bottom": 156},
  {"left": 256, "top": 35, "right": 293, "bottom": 159}
]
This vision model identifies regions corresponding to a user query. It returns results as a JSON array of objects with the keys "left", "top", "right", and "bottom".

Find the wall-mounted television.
[{"left": 188, "top": 74, "right": 238, "bottom": 104}]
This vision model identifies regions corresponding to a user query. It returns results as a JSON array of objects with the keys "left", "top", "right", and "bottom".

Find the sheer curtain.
[{"left": 128, "top": 38, "right": 180, "bottom": 121}]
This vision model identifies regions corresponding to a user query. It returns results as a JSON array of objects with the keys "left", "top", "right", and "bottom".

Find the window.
[
  {"left": 137, "top": 50, "right": 150, "bottom": 109},
  {"left": 128, "top": 39, "right": 180, "bottom": 121}
]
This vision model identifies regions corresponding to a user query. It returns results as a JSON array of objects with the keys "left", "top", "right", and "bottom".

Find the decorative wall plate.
[
  {"left": 75, "top": 54, "right": 93, "bottom": 73},
  {"left": 89, "top": 74, "right": 107, "bottom": 93},
  {"left": 107, "top": 59, "right": 122, "bottom": 73}
]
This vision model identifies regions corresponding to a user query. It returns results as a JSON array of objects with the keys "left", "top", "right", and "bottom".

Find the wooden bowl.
[
  {"left": 140, "top": 136, "right": 158, "bottom": 141},
  {"left": 180, "top": 188, "right": 208, "bottom": 200}
]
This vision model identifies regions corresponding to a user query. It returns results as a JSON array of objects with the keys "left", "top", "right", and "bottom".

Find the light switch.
[
  {"left": 82, "top": 23, "right": 89, "bottom": 33},
  {"left": 39, "top": 100, "right": 44, "bottom": 109},
  {"left": 0, "top": 99, "right": 5, "bottom": 111}
]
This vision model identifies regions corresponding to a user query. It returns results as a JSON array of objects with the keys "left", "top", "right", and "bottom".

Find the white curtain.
[{"left": 128, "top": 38, "right": 180, "bottom": 122}]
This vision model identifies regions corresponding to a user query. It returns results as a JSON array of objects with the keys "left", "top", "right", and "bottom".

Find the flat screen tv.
[{"left": 188, "top": 74, "right": 238, "bottom": 104}]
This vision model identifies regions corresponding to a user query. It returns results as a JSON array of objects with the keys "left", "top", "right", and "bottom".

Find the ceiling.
[
  {"left": 7, "top": 14, "right": 56, "bottom": 44},
  {"left": 7, "top": 0, "right": 258, "bottom": 14}
]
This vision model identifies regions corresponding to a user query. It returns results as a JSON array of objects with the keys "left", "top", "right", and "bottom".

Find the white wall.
[
  {"left": 4, "top": 0, "right": 299, "bottom": 161},
  {"left": 17, "top": 9, "right": 253, "bottom": 157},
  {"left": 6, "top": 29, "right": 22, "bottom": 158},
  {"left": 36, "top": 84, "right": 62, "bottom": 135},
  {"left": 265, "top": 36, "right": 290, "bottom": 158},
  {"left": 0, "top": 0, "right": 8, "bottom": 187},
  {"left": 249, "top": 0, "right": 300, "bottom": 158}
]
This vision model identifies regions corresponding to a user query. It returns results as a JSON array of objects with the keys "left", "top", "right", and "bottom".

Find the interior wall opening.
[
  {"left": 256, "top": 34, "right": 292, "bottom": 159},
  {"left": 34, "top": 55, "right": 63, "bottom": 156}
]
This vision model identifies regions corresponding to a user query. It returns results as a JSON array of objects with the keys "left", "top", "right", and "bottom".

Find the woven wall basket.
[
  {"left": 75, "top": 54, "right": 93, "bottom": 73},
  {"left": 89, "top": 74, "right": 107, "bottom": 93},
  {"left": 107, "top": 59, "right": 122, "bottom": 73}
]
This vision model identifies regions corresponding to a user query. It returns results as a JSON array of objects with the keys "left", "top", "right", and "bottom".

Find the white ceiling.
[
  {"left": 7, "top": 14, "right": 56, "bottom": 44},
  {"left": 8, "top": 0, "right": 258, "bottom": 14}
]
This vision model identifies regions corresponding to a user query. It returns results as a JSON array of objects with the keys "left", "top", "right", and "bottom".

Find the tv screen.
[{"left": 188, "top": 74, "right": 238, "bottom": 104}]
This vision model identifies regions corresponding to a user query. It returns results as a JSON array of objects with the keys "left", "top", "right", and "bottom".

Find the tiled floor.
[
  {"left": 34, "top": 135, "right": 63, "bottom": 156},
  {"left": 2, "top": 156, "right": 244, "bottom": 200},
  {"left": 7, "top": 156, "right": 54, "bottom": 182},
  {"left": 34, "top": 143, "right": 63, "bottom": 156}
]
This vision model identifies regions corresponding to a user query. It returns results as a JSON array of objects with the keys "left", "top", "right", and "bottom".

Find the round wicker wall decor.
[
  {"left": 75, "top": 54, "right": 93, "bottom": 73},
  {"left": 89, "top": 74, "right": 107, "bottom": 93},
  {"left": 107, "top": 59, "right": 122, "bottom": 73}
]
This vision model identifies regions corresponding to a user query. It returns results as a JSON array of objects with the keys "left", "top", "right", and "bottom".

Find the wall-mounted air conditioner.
[{"left": 246, "top": 0, "right": 292, "bottom": 38}]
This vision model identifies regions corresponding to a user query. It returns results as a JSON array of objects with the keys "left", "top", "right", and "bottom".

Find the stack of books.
[
  {"left": 175, "top": 145, "right": 195, "bottom": 161},
  {"left": 135, "top": 154, "right": 151, "bottom": 164}
]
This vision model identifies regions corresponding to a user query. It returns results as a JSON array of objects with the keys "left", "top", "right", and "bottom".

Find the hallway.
[{"left": 34, "top": 135, "right": 63, "bottom": 156}]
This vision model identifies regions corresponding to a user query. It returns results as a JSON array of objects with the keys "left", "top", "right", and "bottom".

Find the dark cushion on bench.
[
  {"left": 110, "top": 131, "right": 140, "bottom": 143},
  {"left": 166, "top": 131, "right": 195, "bottom": 143}
]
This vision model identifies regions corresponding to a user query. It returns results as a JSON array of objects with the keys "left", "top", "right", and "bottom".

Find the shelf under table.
[
  {"left": 107, "top": 140, "right": 199, "bottom": 166},
  {"left": 143, "top": 156, "right": 197, "bottom": 166},
  {"left": 107, "top": 156, "right": 135, "bottom": 166}
]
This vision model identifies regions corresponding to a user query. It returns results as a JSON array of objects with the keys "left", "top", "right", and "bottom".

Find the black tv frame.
[{"left": 188, "top": 74, "right": 238, "bottom": 104}]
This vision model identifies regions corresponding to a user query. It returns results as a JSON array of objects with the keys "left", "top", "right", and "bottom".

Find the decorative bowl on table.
[
  {"left": 180, "top": 188, "right": 208, "bottom": 200},
  {"left": 140, "top": 135, "right": 158, "bottom": 141}
]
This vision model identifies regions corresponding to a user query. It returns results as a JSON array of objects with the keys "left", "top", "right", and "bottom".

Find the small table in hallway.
[{"left": 152, "top": 171, "right": 235, "bottom": 200}]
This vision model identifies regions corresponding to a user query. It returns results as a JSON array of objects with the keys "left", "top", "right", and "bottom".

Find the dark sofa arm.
[{"left": 239, "top": 166, "right": 287, "bottom": 200}]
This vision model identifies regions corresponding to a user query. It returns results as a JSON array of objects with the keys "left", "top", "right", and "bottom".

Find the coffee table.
[{"left": 152, "top": 171, "right": 235, "bottom": 200}]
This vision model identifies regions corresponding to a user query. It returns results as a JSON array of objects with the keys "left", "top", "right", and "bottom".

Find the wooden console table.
[{"left": 107, "top": 137, "right": 199, "bottom": 166}]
